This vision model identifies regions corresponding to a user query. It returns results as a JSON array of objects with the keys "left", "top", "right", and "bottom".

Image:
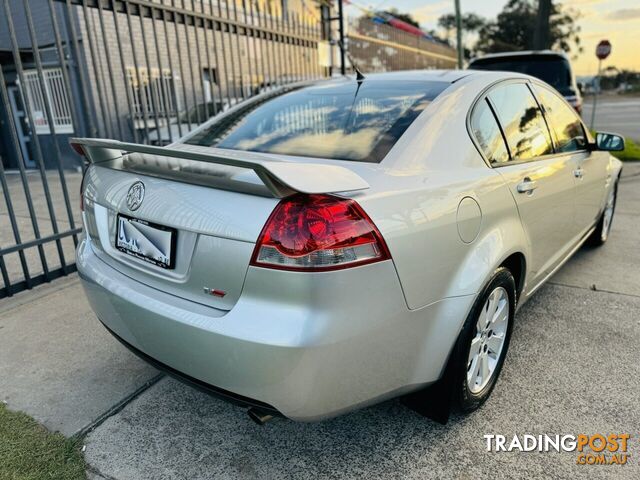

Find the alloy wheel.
[{"left": 466, "top": 286, "right": 510, "bottom": 394}]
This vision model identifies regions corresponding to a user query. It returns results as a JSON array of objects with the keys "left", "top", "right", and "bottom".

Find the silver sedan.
[{"left": 73, "top": 70, "right": 623, "bottom": 422}]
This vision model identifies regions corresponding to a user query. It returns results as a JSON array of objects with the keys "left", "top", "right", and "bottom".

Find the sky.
[{"left": 346, "top": 0, "right": 640, "bottom": 75}]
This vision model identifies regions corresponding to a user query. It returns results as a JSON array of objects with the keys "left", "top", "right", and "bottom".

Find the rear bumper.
[
  {"left": 101, "top": 320, "right": 280, "bottom": 414},
  {"left": 77, "top": 237, "right": 474, "bottom": 420}
]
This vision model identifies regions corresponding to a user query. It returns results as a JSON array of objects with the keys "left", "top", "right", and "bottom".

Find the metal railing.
[{"left": 0, "top": 0, "right": 327, "bottom": 298}]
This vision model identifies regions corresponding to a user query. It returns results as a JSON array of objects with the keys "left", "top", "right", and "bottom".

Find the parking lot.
[{"left": 1, "top": 164, "right": 639, "bottom": 479}]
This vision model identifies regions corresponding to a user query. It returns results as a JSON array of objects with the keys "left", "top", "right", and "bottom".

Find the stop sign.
[{"left": 596, "top": 40, "right": 611, "bottom": 60}]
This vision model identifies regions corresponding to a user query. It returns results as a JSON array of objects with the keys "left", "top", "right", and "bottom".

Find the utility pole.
[
  {"left": 589, "top": 58, "right": 602, "bottom": 129},
  {"left": 533, "top": 0, "right": 552, "bottom": 50},
  {"left": 454, "top": 0, "right": 463, "bottom": 68},
  {"left": 338, "top": 0, "right": 346, "bottom": 75}
]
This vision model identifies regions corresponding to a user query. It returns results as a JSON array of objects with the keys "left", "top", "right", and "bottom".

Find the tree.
[
  {"left": 437, "top": 13, "right": 486, "bottom": 59},
  {"left": 475, "top": 0, "right": 582, "bottom": 58},
  {"left": 383, "top": 8, "right": 420, "bottom": 29},
  {"left": 598, "top": 67, "right": 640, "bottom": 91},
  {"left": 438, "top": 12, "right": 486, "bottom": 35}
]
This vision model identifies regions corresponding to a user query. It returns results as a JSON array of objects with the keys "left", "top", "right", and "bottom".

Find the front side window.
[
  {"left": 186, "top": 80, "right": 448, "bottom": 163},
  {"left": 535, "top": 85, "right": 586, "bottom": 153},
  {"left": 470, "top": 99, "right": 509, "bottom": 164},
  {"left": 488, "top": 83, "right": 553, "bottom": 161}
]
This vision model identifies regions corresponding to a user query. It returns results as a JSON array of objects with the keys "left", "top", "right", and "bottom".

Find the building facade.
[{"left": 0, "top": 0, "right": 327, "bottom": 170}]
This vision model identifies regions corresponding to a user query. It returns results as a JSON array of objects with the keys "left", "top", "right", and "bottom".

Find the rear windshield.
[
  {"left": 185, "top": 80, "right": 448, "bottom": 163},
  {"left": 469, "top": 56, "right": 574, "bottom": 95}
]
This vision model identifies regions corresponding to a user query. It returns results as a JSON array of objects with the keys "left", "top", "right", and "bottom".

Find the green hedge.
[{"left": 614, "top": 137, "right": 640, "bottom": 161}]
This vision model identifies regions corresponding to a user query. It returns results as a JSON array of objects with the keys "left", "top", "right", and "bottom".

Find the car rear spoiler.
[{"left": 69, "top": 138, "right": 370, "bottom": 198}]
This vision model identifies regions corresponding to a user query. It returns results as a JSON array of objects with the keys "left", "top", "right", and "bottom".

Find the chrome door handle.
[
  {"left": 573, "top": 168, "right": 584, "bottom": 178},
  {"left": 516, "top": 178, "right": 538, "bottom": 194}
]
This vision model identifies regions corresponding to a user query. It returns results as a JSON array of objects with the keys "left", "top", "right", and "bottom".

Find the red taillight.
[
  {"left": 251, "top": 194, "right": 391, "bottom": 271},
  {"left": 70, "top": 142, "right": 86, "bottom": 157}
]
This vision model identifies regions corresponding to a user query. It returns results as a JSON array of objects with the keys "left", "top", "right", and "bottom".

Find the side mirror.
[{"left": 594, "top": 132, "right": 625, "bottom": 152}]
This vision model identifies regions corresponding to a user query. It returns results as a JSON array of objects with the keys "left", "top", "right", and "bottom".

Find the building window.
[
  {"left": 126, "top": 67, "right": 180, "bottom": 118},
  {"left": 22, "top": 68, "right": 74, "bottom": 134}
]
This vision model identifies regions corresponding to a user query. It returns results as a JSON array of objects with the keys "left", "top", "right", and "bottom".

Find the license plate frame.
[{"left": 115, "top": 214, "right": 177, "bottom": 269}]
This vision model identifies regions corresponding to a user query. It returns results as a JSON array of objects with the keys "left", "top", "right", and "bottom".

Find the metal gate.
[{"left": 0, "top": 0, "right": 329, "bottom": 298}]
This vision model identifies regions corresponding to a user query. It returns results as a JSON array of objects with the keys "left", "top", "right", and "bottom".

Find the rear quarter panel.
[
  {"left": 359, "top": 158, "right": 529, "bottom": 310},
  {"left": 356, "top": 75, "right": 531, "bottom": 310}
]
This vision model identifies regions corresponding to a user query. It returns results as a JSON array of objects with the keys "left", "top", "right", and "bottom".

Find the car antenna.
[{"left": 337, "top": 40, "right": 365, "bottom": 83}]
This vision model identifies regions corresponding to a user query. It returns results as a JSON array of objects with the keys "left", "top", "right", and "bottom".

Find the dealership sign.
[{"left": 484, "top": 433, "right": 631, "bottom": 466}]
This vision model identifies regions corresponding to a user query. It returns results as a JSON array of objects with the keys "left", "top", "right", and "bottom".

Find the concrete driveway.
[{"left": 1, "top": 165, "right": 639, "bottom": 479}]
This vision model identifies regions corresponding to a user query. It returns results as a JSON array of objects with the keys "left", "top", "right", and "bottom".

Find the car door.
[
  {"left": 533, "top": 83, "right": 609, "bottom": 236},
  {"left": 482, "top": 81, "right": 579, "bottom": 284}
]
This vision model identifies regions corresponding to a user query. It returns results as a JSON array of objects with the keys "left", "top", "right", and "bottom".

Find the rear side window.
[
  {"left": 470, "top": 99, "right": 509, "bottom": 164},
  {"left": 488, "top": 83, "right": 553, "bottom": 161},
  {"left": 534, "top": 85, "right": 586, "bottom": 153},
  {"left": 186, "top": 80, "right": 448, "bottom": 163}
]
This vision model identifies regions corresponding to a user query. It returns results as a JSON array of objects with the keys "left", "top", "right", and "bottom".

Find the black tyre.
[
  {"left": 450, "top": 267, "right": 516, "bottom": 413},
  {"left": 587, "top": 181, "right": 618, "bottom": 247}
]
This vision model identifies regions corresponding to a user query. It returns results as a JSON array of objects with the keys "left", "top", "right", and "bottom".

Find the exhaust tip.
[{"left": 247, "top": 407, "right": 274, "bottom": 425}]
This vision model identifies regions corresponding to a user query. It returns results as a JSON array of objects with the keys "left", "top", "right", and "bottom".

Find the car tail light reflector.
[
  {"left": 70, "top": 141, "right": 86, "bottom": 157},
  {"left": 251, "top": 194, "right": 391, "bottom": 271}
]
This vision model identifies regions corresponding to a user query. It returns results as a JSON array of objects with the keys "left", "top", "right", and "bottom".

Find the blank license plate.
[{"left": 116, "top": 214, "right": 176, "bottom": 269}]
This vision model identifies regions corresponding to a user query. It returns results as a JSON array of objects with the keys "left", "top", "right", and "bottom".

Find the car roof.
[
  {"left": 469, "top": 50, "right": 570, "bottom": 63},
  {"left": 335, "top": 69, "right": 474, "bottom": 84},
  {"left": 321, "top": 70, "right": 537, "bottom": 91}
]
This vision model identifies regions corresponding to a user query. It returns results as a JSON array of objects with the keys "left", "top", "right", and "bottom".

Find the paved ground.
[
  {"left": 583, "top": 94, "right": 640, "bottom": 142},
  {"left": 0, "top": 276, "right": 159, "bottom": 436},
  {"left": 0, "top": 164, "right": 638, "bottom": 479},
  {"left": 85, "top": 285, "right": 640, "bottom": 480}
]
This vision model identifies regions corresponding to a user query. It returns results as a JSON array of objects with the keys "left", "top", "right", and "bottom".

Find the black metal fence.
[
  {"left": 0, "top": 0, "right": 328, "bottom": 298},
  {"left": 0, "top": 0, "right": 458, "bottom": 299}
]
